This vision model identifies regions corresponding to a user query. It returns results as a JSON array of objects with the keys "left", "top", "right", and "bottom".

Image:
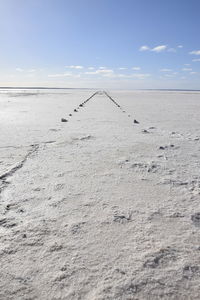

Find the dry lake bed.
[{"left": 0, "top": 89, "right": 200, "bottom": 299}]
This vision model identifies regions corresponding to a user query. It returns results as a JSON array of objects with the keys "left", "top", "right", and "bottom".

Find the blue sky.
[{"left": 0, "top": 0, "right": 200, "bottom": 89}]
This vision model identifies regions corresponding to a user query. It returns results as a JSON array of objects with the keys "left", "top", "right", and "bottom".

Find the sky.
[{"left": 0, "top": 0, "right": 200, "bottom": 89}]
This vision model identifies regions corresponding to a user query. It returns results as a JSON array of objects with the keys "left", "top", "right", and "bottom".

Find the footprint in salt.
[
  {"left": 61, "top": 118, "right": 68, "bottom": 122},
  {"left": 191, "top": 213, "right": 200, "bottom": 227}
]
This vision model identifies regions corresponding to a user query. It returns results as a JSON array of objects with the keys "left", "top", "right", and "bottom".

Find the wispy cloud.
[
  {"left": 96, "top": 69, "right": 113, "bottom": 74},
  {"left": 85, "top": 69, "right": 114, "bottom": 75},
  {"left": 164, "top": 74, "right": 175, "bottom": 78},
  {"left": 84, "top": 69, "right": 150, "bottom": 80},
  {"left": 118, "top": 67, "right": 127, "bottom": 70},
  {"left": 182, "top": 68, "right": 192, "bottom": 71},
  {"left": 139, "top": 45, "right": 167, "bottom": 53},
  {"left": 16, "top": 68, "right": 24, "bottom": 72},
  {"left": 66, "top": 65, "right": 84, "bottom": 69},
  {"left": 151, "top": 45, "right": 167, "bottom": 52},
  {"left": 192, "top": 58, "right": 200, "bottom": 62},
  {"left": 139, "top": 45, "right": 150, "bottom": 51},
  {"left": 16, "top": 67, "right": 39, "bottom": 73},
  {"left": 88, "top": 67, "right": 95, "bottom": 70},
  {"left": 132, "top": 67, "right": 141, "bottom": 70},
  {"left": 48, "top": 73, "right": 72, "bottom": 77},
  {"left": 189, "top": 50, "right": 200, "bottom": 55},
  {"left": 103, "top": 73, "right": 150, "bottom": 79},
  {"left": 139, "top": 44, "right": 183, "bottom": 53},
  {"left": 160, "top": 68, "right": 172, "bottom": 72},
  {"left": 85, "top": 72, "right": 96, "bottom": 75},
  {"left": 190, "top": 72, "right": 197, "bottom": 75}
]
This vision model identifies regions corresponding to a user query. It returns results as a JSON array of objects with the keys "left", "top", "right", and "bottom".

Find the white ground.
[{"left": 0, "top": 89, "right": 200, "bottom": 299}]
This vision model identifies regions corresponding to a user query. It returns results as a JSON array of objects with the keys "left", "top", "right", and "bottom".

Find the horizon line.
[{"left": 0, "top": 86, "right": 200, "bottom": 92}]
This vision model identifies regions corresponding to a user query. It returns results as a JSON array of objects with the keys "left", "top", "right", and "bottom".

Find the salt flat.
[{"left": 0, "top": 89, "right": 200, "bottom": 299}]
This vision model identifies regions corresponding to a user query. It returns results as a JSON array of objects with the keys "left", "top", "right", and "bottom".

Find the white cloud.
[
  {"left": 88, "top": 67, "right": 95, "bottom": 70},
  {"left": 140, "top": 44, "right": 182, "bottom": 54},
  {"left": 160, "top": 68, "right": 172, "bottom": 72},
  {"left": 139, "top": 45, "right": 150, "bottom": 51},
  {"left": 189, "top": 50, "right": 200, "bottom": 55},
  {"left": 85, "top": 69, "right": 114, "bottom": 75},
  {"left": 16, "top": 68, "right": 24, "bottom": 72},
  {"left": 99, "top": 66, "right": 107, "bottom": 69},
  {"left": 85, "top": 71, "right": 97, "bottom": 75},
  {"left": 84, "top": 70, "right": 150, "bottom": 80},
  {"left": 102, "top": 73, "right": 116, "bottom": 78},
  {"left": 151, "top": 45, "right": 167, "bottom": 52},
  {"left": 97, "top": 69, "right": 113, "bottom": 74},
  {"left": 182, "top": 68, "right": 192, "bottom": 71},
  {"left": 184, "top": 64, "right": 191, "bottom": 66},
  {"left": 48, "top": 73, "right": 72, "bottom": 77},
  {"left": 16, "top": 68, "right": 39, "bottom": 73},
  {"left": 192, "top": 58, "right": 200, "bottom": 62},
  {"left": 118, "top": 67, "right": 127, "bottom": 70},
  {"left": 190, "top": 72, "right": 197, "bottom": 75},
  {"left": 66, "top": 65, "right": 84, "bottom": 69},
  {"left": 132, "top": 67, "right": 141, "bottom": 70},
  {"left": 164, "top": 74, "right": 175, "bottom": 78}
]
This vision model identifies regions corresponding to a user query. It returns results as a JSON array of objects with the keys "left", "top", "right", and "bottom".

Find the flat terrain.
[{"left": 0, "top": 89, "right": 200, "bottom": 299}]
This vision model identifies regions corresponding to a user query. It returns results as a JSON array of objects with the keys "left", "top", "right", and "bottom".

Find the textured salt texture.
[{"left": 0, "top": 89, "right": 200, "bottom": 299}]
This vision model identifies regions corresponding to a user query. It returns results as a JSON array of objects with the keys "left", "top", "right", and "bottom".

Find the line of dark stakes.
[{"left": 61, "top": 91, "right": 139, "bottom": 124}]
